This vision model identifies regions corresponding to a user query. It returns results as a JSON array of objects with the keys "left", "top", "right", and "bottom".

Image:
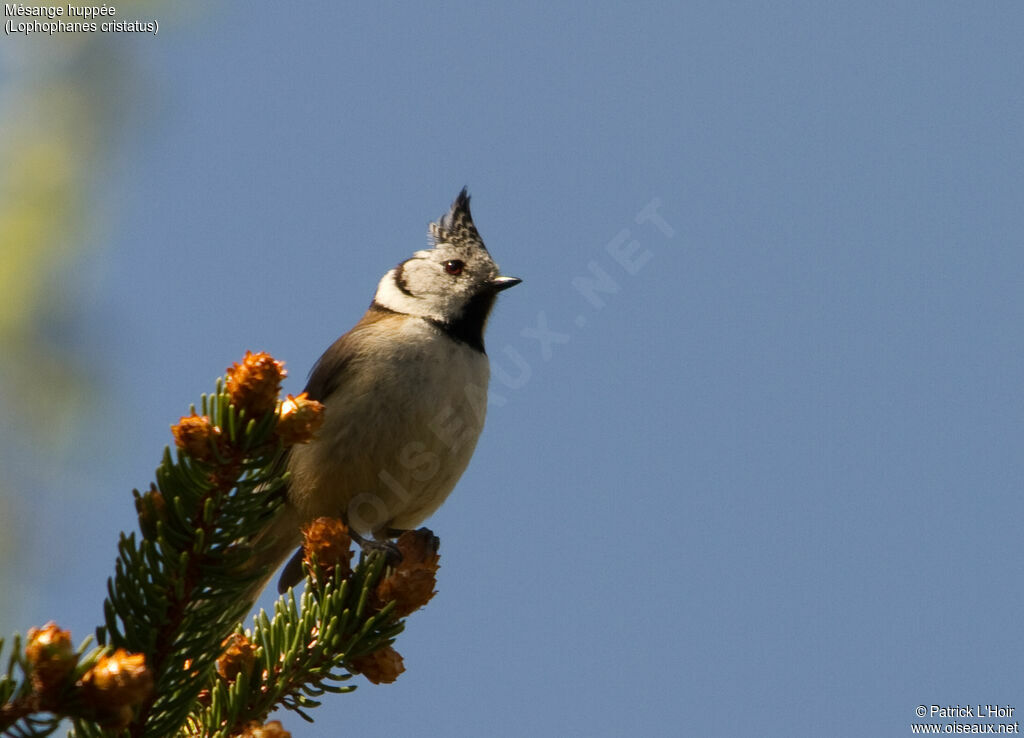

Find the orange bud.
[
  {"left": 351, "top": 645, "right": 404, "bottom": 685},
  {"left": 276, "top": 393, "right": 325, "bottom": 445},
  {"left": 171, "top": 412, "right": 222, "bottom": 462},
  {"left": 25, "top": 622, "right": 76, "bottom": 694},
  {"left": 80, "top": 649, "right": 153, "bottom": 707},
  {"left": 225, "top": 351, "right": 286, "bottom": 418},
  {"left": 376, "top": 565, "right": 438, "bottom": 618},
  {"left": 374, "top": 528, "right": 440, "bottom": 617},
  {"left": 216, "top": 633, "right": 257, "bottom": 683},
  {"left": 395, "top": 528, "right": 440, "bottom": 571},
  {"left": 241, "top": 720, "right": 292, "bottom": 738},
  {"left": 302, "top": 517, "right": 354, "bottom": 584}
]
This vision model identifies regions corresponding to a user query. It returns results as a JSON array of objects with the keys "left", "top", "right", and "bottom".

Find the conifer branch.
[{"left": 1, "top": 352, "right": 443, "bottom": 738}]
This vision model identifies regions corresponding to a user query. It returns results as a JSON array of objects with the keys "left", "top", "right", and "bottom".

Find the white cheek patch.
[{"left": 374, "top": 270, "right": 446, "bottom": 321}]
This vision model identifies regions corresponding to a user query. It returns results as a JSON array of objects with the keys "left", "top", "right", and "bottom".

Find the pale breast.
[{"left": 287, "top": 315, "right": 490, "bottom": 535}]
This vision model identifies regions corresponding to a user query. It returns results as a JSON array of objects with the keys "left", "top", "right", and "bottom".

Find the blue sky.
[{"left": 2, "top": 2, "right": 1024, "bottom": 736}]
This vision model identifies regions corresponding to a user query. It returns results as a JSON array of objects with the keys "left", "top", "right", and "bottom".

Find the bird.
[{"left": 254, "top": 188, "right": 520, "bottom": 595}]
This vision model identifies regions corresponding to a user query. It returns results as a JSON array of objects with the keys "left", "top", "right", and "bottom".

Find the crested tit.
[{"left": 258, "top": 189, "right": 520, "bottom": 594}]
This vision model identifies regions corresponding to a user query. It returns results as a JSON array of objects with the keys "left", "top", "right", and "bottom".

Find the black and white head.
[{"left": 373, "top": 188, "right": 520, "bottom": 351}]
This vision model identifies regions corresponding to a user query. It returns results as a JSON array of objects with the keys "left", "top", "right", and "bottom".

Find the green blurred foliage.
[{"left": 0, "top": 0, "right": 183, "bottom": 631}]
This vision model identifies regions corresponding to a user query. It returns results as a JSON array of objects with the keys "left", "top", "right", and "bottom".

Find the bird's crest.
[{"left": 429, "top": 187, "right": 487, "bottom": 252}]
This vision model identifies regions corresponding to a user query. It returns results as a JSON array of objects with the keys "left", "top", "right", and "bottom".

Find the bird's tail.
[{"left": 236, "top": 505, "right": 304, "bottom": 607}]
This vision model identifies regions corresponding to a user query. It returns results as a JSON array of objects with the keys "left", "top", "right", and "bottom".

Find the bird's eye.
[{"left": 444, "top": 260, "right": 464, "bottom": 275}]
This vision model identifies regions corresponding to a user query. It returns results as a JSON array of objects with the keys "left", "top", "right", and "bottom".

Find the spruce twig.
[{"left": 1, "top": 352, "right": 441, "bottom": 738}]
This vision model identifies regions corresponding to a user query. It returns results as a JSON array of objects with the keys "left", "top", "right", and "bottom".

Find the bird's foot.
[
  {"left": 349, "top": 527, "right": 440, "bottom": 567},
  {"left": 349, "top": 528, "right": 402, "bottom": 566}
]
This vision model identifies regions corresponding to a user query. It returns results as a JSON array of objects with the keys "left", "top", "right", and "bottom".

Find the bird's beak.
[{"left": 489, "top": 276, "right": 522, "bottom": 292}]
